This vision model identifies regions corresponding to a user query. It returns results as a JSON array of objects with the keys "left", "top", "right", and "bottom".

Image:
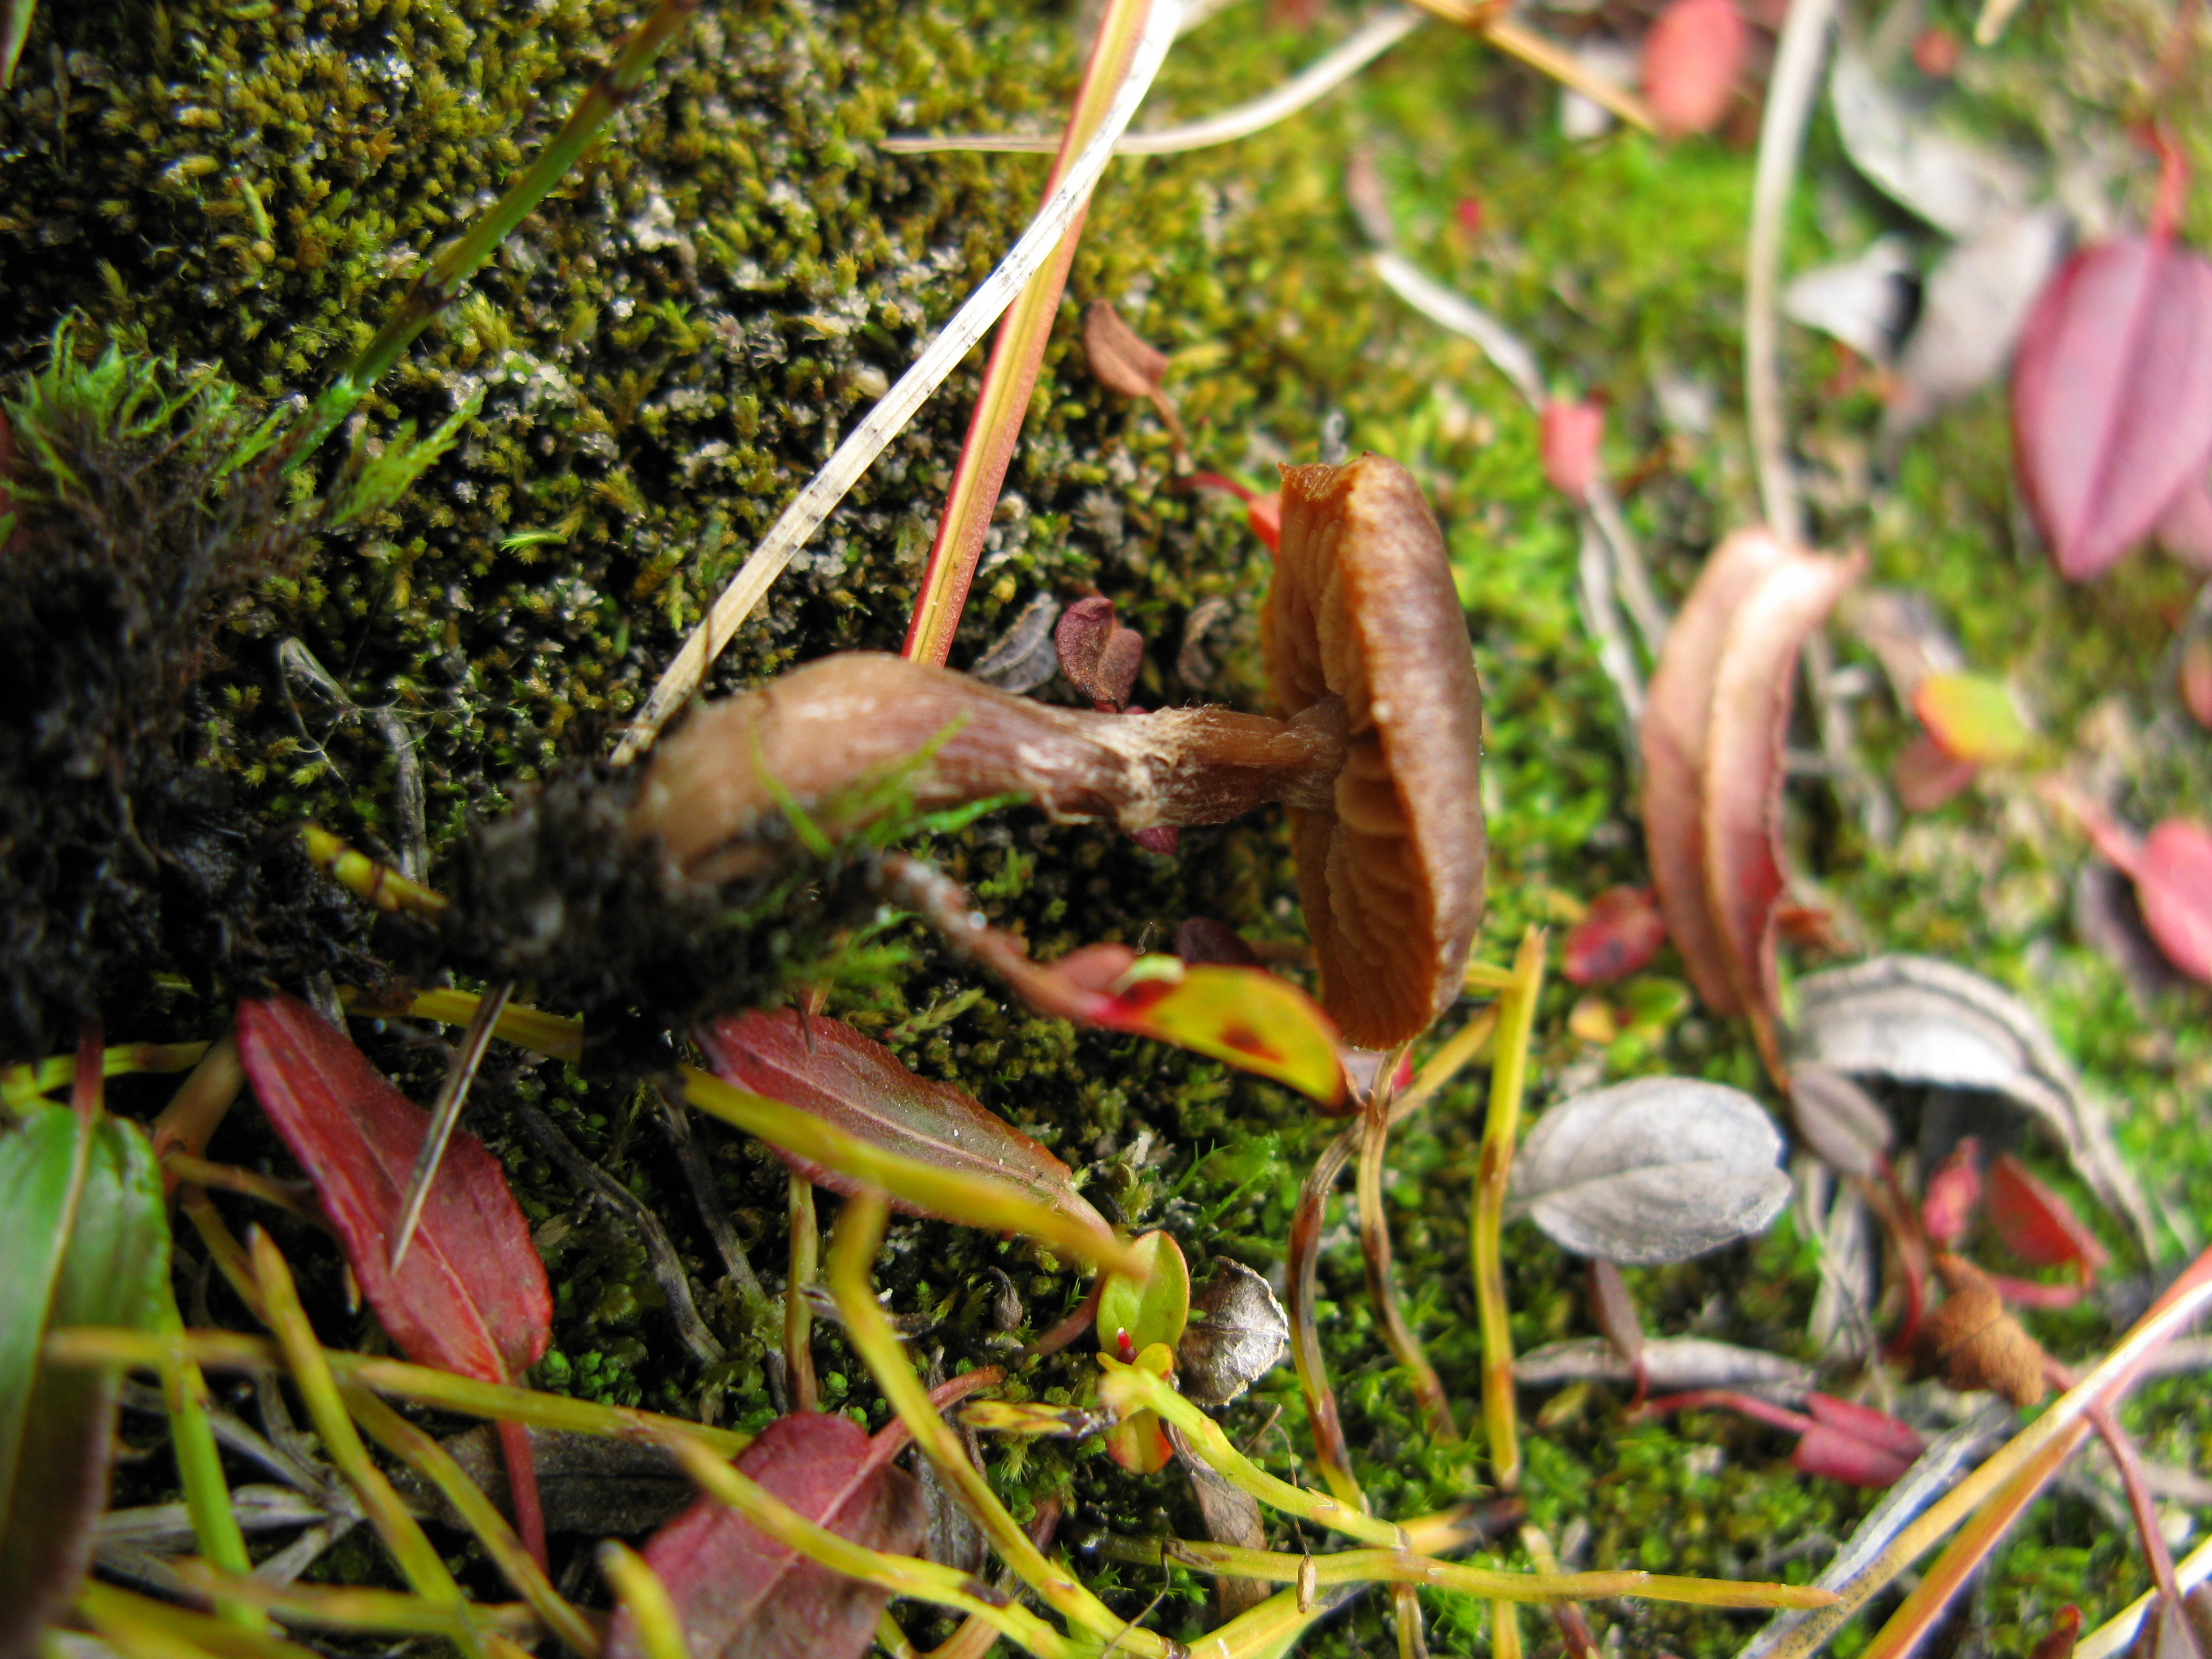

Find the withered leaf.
[
  {"left": 1055, "top": 594, "right": 1145, "bottom": 711},
  {"left": 399, "top": 1426, "right": 691, "bottom": 1537},
  {"left": 1790, "top": 955, "right": 2154, "bottom": 1254},
  {"left": 1515, "top": 1335, "right": 1815, "bottom": 1401},
  {"left": 1787, "top": 1063, "right": 1892, "bottom": 1181},
  {"left": 1510, "top": 1077, "right": 1791, "bottom": 1265},
  {"left": 1167, "top": 1422, "right": 1270, "bottom": 1620},
  {"left": 606, "top": 1412, "right": 926, "bottom": 1659},
  {"left": 1176, "top": 1258, "right": 1290, "bottom": 1408},
  {"left": 967, "top": 591, "right": 1061, "bottom": 694},
  {"left": 697, "top": 1009, "right": 1110, "bottom": 1239},
  {"left": 1829, "top": 43, "right": 2034, "bottom": 239},
  {"left": 1082, "top": 300, "right": 1168, "bottom": 399}
]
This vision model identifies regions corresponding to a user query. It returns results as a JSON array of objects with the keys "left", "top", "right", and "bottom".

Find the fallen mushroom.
[{"left": 607, "top": 454, "right": 1484, "bottom": 1050}]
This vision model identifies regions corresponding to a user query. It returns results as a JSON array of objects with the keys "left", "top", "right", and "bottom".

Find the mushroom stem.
[{"left": 631, "top": 651, "right": 1349, "bottom": 878}]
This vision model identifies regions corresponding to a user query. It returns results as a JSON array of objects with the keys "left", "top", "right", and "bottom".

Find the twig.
[
  {"left": 654, "top": 1089, "right": 764, "bottom": 1298},
  {"left": 1473, "top": 928, "right": 1545, "bottom": 1495},
  {"left": 389, "top": 980, "right": 513, "bottom": 1274},
  {"left": 1402, "top": 0, "right": 1656, "bottom": 131},
  {"left": 512, "top": 1102, "right": 727, "bottom": 1366},
  {"left": 613, "top": 0, "right": 1186, "bottom": 761},
  {"left": 883, "top": 9, "right": 1425, "bottom": 156}
]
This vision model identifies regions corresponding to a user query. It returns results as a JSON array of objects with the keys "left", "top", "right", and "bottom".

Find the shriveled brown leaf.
[{"left": 1081, "top": 300, "right": 1188, "bottom": 456}]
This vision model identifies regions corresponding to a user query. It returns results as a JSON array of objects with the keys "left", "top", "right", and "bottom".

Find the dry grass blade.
[
  {"left": 389, "top": 980, "right": 511, "bottom": 1275},
  {"left": 1399, "top": 0, "right": 1654, "bottom": 129},
  {"left": 613, "top": 0, "right": 1184, "bottom": 758}
]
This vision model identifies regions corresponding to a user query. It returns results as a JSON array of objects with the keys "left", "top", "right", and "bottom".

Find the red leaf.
[
  {"left": 234, "top": 994, "right": 551, "bottom": 1386},
  {"left": 696, "top": 1010, "right": 1112, "bottom": 1238},
  {"left": 1055, "top": 596, "right": 1146, "bottom": 712},
  {"left": 1891, "top": 730, "right": 1979, "bottom": 813},
  {"left": 1921, "top": 1138, "right": 1982, "bottom": 1248},
  {"left": 2137, "top": 819, "right": 2212, "bottom": 982},
  {"left": 1987, "top": 1153, "right": 2109, "bottom": 1274},
  {"left": 1641, "top": 0, "right": 1746, "bottom": 137},
  {"left": 2155, "top": 473, "right": 2212, "bottom": 568},
  {"left": 2011, "top": 234, "right": 2212, "bottom": 581},
  {"left": 1803, "top": 1392, "right": 1924, "bottom": 1462},
  {"left": 1540, "top": 399, "right": 1606, "bottom": 503},
  {"left": 606, "top": 1412, "right": 925, "bottom": 1659},
  {"left": 1791, "top": 1424, "right": 1915, "bottom": 1488},
  {"left": 1562, "top": 886, "right": 1667, "bottom": 985}
]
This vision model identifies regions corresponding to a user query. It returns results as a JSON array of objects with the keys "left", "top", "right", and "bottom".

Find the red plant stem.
[
  {"left": 494, "top": 1417, "right": 548, "bottom": 1573},
  {"left": 1024, "top": 1280, "right": 1102, "bottom": 1359},
  {"left": 72, "top": 1019, "right": 105, "bottom": 1121},
  {"left": 1354, "top": 1056, "right": 1457, "bottom": 1442},
  {"left": 2148, "top": 120, "right": 2190, "bottom": 244},
  {"left": 868, "top": 1366, "right": 1009, "bottom": 1464},
  {"left": 1637, "top": 1390, "right": 1820, "bottom": 1438},
  {"left": 900, "top": 0, "right": 1154, "bottom": 666},
  {"left": 2060, "top": 1346, "right": 2200, "bottom": 1659},
  {"left": 1288, "top": 1122, "right": 1367, "bottom": 1510}
]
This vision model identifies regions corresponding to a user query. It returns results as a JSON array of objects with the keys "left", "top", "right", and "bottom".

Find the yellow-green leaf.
[
  {"left": 1100, "top": 962, "right": 1344, "bottom": 1107},
  {"left": 1913, "top": 672, "right": 2029, "bottom": 764}
]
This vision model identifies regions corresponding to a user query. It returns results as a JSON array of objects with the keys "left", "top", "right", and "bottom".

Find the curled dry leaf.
[
  {"left": 1916, "top": 1252, "right": 2047, "bottom": 1407},
  {"left": 1640, "top": 0, "right": 1746, "bottom": 137},
  {"left": 967, "top": 591, "right": 1061, "bottom": 693},
  {"left": 1176, "top": 1258, "right": 1290, "bottom": 1408},
  {"left": 1782, "top": 237, "right": 1916, "bottom": 366},
  {"left": 2011, "top": 234, "right": 2212, "bottom": 581},
  {"left": 1515, "top": 1335, "right": 1816, "bottom": 1401},
  {"left": 1640, "top": 529, "right": 1864, "bottom": 1077},
  {"left": 1562, "top": 885, "right": 1667, "bottom": 986},
  {"left": 606, "top": 1412, "right": 925, "bottom": 1659},
  {"left": 1081, "top": 300, "right": 1189, "bottom": 458},
  {"left": 1790, "top": 954, "right": 2155, "bottom": 1255},
  {"left": 1510, "top": 1076, "right": 1792, "bottom": 1265},
  {"left": 1829, "top": 43, "right": 2035, "bottom": 239},
  {"left": 1056, "top": 595, "right": 1146, "bottom": 711},
  {"left": 1787, "top": 1062, "right": 1892, "bottom": 1182},
  {"left": 1167, "top": 1422, "right": 1271, "bottom": 1621},
  {"left": 696, "top": 1009, "right": 1112, "bottom": 1239}
]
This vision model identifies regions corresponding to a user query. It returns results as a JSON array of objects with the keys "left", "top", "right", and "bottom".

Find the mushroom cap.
[{"left": 1261, "top": 456, "right": 1486, "bottom": 1050}]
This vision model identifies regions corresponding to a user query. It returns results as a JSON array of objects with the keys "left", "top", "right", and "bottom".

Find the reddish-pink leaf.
[
  {"left": 2137, "top": 820, "right": 2212, "bottom": 982},
  {"left": 1640, "top": 0, "right": 1746, "bottom": 137},
  {"left": 1641, "top": 529, "right": 1795, "bottom": 1018},
  {"left": 1803, "top": 1391, "right": 1924, "bottom": 1462},
  {"left": 2011, "top": 234, "right": 2212, "bottom": 581},
  {"left": 1892, "top": 730, "right": 1980, "bottom": 813},
  {"left": 1922, "top": 1139, "right": 1982, "bottom": 1248},
  {"left": 1562, "top": 886, "right": 1667, "bottom": 985},
  {"left": 234, "top": 994, "right": 551, "bottom": 1386},
  {"left": 696, "top": 1010, "right": 1111, "bottom": 1237},
  {"left": 1056, "top": 596, "right": 1146, "bottom": 712},
  {"left": 1987, "top": 1152, "right": 2110, "bottom": 1274},
  {"left": 1697, "top": 541, "right": 1866, "bottom": 1072},
  {"left": 1791, "top": 1424, "right": 1916, "bottom": 1488},
  {"left": 2156, "top": 473, "right": 2212, "bottom": 568},
  {"left": 606, "top": 1412, "right": 925, "bottom": 1659},
  {"left": 1540, "top": 399, "right": 1606, "bottom": 503}
]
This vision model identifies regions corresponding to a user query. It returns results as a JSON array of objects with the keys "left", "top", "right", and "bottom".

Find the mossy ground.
[{"left": 4, "top": 0, "right": 2210, "bottom": 1652}]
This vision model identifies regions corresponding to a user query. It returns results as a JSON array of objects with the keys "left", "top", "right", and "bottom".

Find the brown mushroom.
[
  {"left": 627, "top": 455, "right": 1483, "bottom": 1049},
  {"left": 1264, "top": 457, "right": 1486, "bottom": 1048}
]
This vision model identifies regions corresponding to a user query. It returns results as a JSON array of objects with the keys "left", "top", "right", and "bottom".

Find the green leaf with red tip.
[
  {"left": 1913, "top": 672, "right": 2029, "bottom": 764},
  {"left": 1099, "top": 1232, "right": 1189, "bottom": 1475},
  {"left": 1096, "top": 958, "right": 1344, "bottom": 1106}
]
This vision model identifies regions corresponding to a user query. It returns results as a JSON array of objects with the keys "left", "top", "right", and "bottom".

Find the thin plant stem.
[
  {"left": 147, "top": 1026, "right": 243, "bottom": 1170},
  {"left": 659, "top": 1433, "right": 1082, "bottom": 1659},
  {"left": 246, "top": 1230, "right": 487, "bottom": 1656},
  {"left": 596, "top": 1544, "right": 687, "bottom": 1659},
  {"left": 288, "top": 0, "right": 703, "bottom": 465},
  {"left": 2085, "top": 1397, "right": 2198, "bottom": 1655},
  {"left": 1354, "top": 1052, "right": 1457, "bottom": 1441},
  {"left": 354, "top": 983, "right": 585, "bottom": 1062},
  {"left": 341, "top": 1384, "right": 597, "bottom": 1656},
  {"left": 1, "top": 1038, "right": 212, "bottom": 1113},
  {"left": 786, "top": 1172, "right": 820, "bottom": 1412},
  {"left": 1397, "top": 0, "right": 1655, "bottom": 129},
  {"left": 1156, "top": 1542, "right": 1835, "bottom": 1609},
  {"left": 160, "top": 1152, "right": 324, "bottom": 1225},
  {"left": 827, "top": 1189, "right": 1168, "bottom": 1654},
  {"left": 1391, "top": 1004, "right": 1498, "bottom": 1124},
  {"left": 75, "top": 1583, "right": 317, "bottom": 1659},
  {"left": 154, "top": 1281, "right": 263, "bottom": 1632},
  {"left": 901, "top": 0, "right": 1158, "bottom": 666},
  {"left": 166, "top": 1568, "right": 538, "bottom": 1640},
  {"left": 1474, "top": 927, "right": 1546, "bottom": 1495},
  {"left": 45, "top": 1326, "right": 752, "bottom": 1455},
  {"left": 177, "top": 1186, "right": 270, "bottom": 1324},
  {"left": 1287, "top": 1120, "right": 1367, "bottom": 1510},
  {"left": 2077, "top": 1536, "right": 2212, "bottom": 1659},
  {"left": 680, "top": 1066, "right": 1145, "bottom": 1276}
]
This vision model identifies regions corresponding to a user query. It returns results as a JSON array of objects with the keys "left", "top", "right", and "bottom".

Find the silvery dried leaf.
[
  {"left": 1167, "top": 1423, "right": 1271, "bottom": 1620},
  {"left": 1790, "top": 955, "right": 2154, "bottom": 1254},
  {"left": 967, "top": 591, "right": 1061, "bottom": 693},
  {"left": 1783, "top": 237, "right": 1917, "bottom": 364},
  {"left": 1509, "top": 1077, "right": 1792, "bottom": 1265},
  {"left": 1886, "top": 208, "right": 2072, "bottom": 442},
  {"left": 1176, "top": 1259, "right": 1289, "bottom": 1407},
  {"left": 1829, "top": 44, "right": 2037, "bottom": 239},
  {"left": 1514, "top": 1335, "right": 1815, "bottom": 1402},
  {"left": 1790, "top": 1063, "right": 1893, "bottom": 1181}
]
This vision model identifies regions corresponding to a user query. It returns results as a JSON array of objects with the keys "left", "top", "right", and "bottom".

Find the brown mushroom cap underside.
[{"left": 1263, "top": 456, "right": 1486, "bottom": 1051}]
